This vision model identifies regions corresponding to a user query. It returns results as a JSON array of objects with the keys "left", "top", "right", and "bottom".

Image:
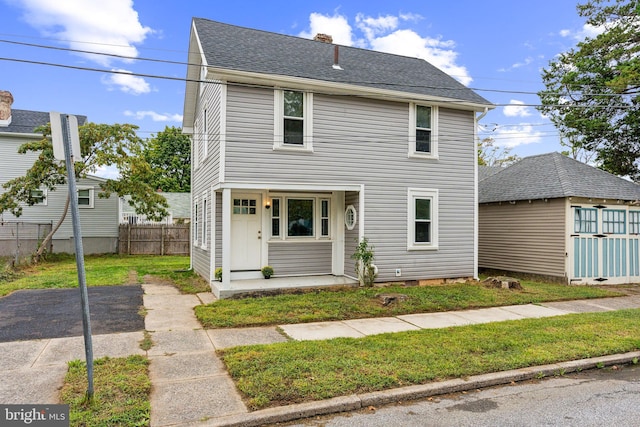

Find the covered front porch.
[
  {"left": 211, "top": 275, "right": 358, "bottom": 299},
  {"left": 210, "top": 182, "right": 364, "bottom": 298}
]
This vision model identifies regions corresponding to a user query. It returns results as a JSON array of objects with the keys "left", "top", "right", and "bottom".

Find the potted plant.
[
  {"left": 261, "top": 265, "right": 274, "bottom": 279},
  {"left": 214, "top": 267, "right": 222, "bottom": 282}
]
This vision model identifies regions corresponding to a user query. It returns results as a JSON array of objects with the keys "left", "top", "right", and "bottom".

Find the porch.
[{"left": 211, "top": 275, "right": 358, "bottom": 299}]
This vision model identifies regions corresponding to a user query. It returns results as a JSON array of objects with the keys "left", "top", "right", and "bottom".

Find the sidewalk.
[
  {"left": 1, "top": 283, "right": 639, "bottom": 427},
  {"left": 144, "top": 285, "right": 640, "bottom": 427}
]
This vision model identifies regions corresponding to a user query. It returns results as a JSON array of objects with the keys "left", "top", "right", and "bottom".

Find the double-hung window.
[
  {"left": 201, "top": 193, "right": 208, "bottom": 247},
  {"left": 193, "top": 199, "right": 199, "bottom": 245},
  {"left": 29, "top": 189, "right": 47, "bottom": 205},
  {"left": 409, "top": 104, "right": 438, "bottom": 158},
  {"left": 274, "top": 89, "right": 313, "bottom": 151},
  {"left": 77, "top": 187, "right": 94, "bottom": 208},
  {"left": 408, "top": 188, "right": 438, "bottom": 250}
]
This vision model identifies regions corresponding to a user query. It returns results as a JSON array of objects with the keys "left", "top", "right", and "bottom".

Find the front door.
[{"left": 231, "top": 194, "right": 262, "bottom": 271}]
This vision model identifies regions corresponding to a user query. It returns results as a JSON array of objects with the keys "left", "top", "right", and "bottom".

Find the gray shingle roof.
[
  {"left": 193, "top": 18, "right": 492, "bottom": 106},
  {"left": 0, "top": 109, "right": 87, "bottom": 134},
  {"left": 479, "top": 152, "right": 640, "bottom": 203},
  {"left": 478, "top": 165, "right": 505, "bottom": 181}
]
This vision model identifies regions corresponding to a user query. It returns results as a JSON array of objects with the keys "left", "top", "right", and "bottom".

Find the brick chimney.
[
  {"left": 0, "top": 91, "right": 13, "bottom": 125},
  {"left": 313, "top": 33, "right": 333, "bottom": 43}
]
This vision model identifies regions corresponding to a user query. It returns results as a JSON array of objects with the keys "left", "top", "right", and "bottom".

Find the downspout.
[{"left": 473, "top": 107, "right": 489, "bottom": 280}]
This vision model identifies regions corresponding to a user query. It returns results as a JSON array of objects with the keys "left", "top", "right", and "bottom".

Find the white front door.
[{"left": 231, "top": 194, "right": 262, "bottom": 270}]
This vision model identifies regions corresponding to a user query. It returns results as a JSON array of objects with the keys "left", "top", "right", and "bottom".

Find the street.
[{"left": 281, "top": 364, "right": 640, "bottom": 427}]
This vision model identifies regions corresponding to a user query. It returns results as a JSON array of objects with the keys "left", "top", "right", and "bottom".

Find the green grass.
[
  {"left": 60, "top": 355, "right": 150, "bottom": 426},
  {"left": 0, "top": 254, "right": 208, "bottom": 296},
  {"left": 220, "top": 309, "right": 640, "bottom": 410},
  {"left": 195, "top": 280, "right": 620, "bottom": 328}
]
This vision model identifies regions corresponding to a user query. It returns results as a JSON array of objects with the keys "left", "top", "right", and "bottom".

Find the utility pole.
[{"left": 51, "top": 112, "right": 94, "bottom": 399}]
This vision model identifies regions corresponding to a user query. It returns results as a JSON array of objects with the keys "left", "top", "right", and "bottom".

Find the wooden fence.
[{"left": 118, "top": 224, "right": 190, "bottom": 255}]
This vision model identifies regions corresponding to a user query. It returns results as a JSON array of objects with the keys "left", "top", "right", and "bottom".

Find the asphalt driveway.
[{"left": 0, "top": 285, "right": 145, "bottom": 342}]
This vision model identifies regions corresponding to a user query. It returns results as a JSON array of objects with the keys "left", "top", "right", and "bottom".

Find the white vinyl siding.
[
  {"left": 221, "top": 85, "right": 476, "bottom": 281},
  {"left": 190, "top": 79, "right": 224, "bottom": 281}
]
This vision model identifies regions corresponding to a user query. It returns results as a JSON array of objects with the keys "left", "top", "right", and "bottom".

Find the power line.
[{"left": 1, "top": 38, "right": 636, "bottom": 99}]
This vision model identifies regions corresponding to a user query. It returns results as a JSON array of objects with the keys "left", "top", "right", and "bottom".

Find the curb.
[{"left": 196, "top": 351, "right": 640, "bottom": 427}]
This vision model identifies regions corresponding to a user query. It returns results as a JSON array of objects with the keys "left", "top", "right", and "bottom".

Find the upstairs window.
[
  {"left": 274, "top": 89, "right": 313, "bottom": 151},
  {"left": 284, "top": 91, "right": 304, "bottom": 145},
  {"left": 409, "top": 104, "right": 438, "bottom": 159}
]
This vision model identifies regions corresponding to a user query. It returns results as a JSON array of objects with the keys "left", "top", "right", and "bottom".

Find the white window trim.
[
  {"left": 268, "top": 194, "right": 331, "bottom": 241},
  {"left": 193, "top": 197, "right": 199, "bottom": 246},
  {"left": 202, "top": 108, "right": 208, "bottom": 160},
  {"left": 345, "top": 204, "right": 357, "bottom": 230},
  {"left": 408, "top": 103, "right": 438, "bottom": 160},
  {"left": 30, "top": 188, "right": 48, "bottom": 206},
  {"left": 407, "top": 188, "right": 438, "bottom": 250},
  {"left": 273, "top": 89, "right": 313, "bottom": 152},
  {"left": 77, "top": 186, "right": 94, "bottom": 209},
  {"left": 201, "top": 192, "right": 208, "bottom": 248}
]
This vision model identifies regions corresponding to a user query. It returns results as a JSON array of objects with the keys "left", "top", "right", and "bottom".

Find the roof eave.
[
  {"left": 208, "top": 67, "right": 495, "bottom": 111},
  {"left": 182, "top": 20, "right": 206, "bottom": 133}
]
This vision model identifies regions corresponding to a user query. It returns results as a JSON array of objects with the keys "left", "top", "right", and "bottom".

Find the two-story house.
[
  {"left": 0, "top": 91, "right": 119, "bottom": 256},
  {"left": 183, "top": 19, "right": 494, "bottom": 298}
]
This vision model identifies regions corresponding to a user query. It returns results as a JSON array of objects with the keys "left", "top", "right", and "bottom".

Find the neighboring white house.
[
  {"left": 0, "top": 91, "right": 119, "bottom": 254},
  {"left": 120, "top": 192, "right": 191, "bottom": 224},
  {"left": 182, "top": 20, "right": 494, "bottom": 297}
]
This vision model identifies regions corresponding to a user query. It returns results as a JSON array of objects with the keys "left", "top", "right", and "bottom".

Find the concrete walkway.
[{"left": 1, "top": 282, "right": 640, "bottom": 426}]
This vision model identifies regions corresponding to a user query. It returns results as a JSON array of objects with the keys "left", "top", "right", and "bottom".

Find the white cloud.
[
  {"left": 355, "top": 14, "right": 398, "bottom": 40},
  {"left": 298, "top": 12, "right": 354, "bottom": 46},
  {"left": 503, "top": 100, "right": 532, "bottom": 118},
  {"left": 124, "top": 110, "right": 183, "bottom": 122},
  {"left": 94, "top": 165, "right": 120, "bottom": 180},
  {"left": 13, "top": 0, "right": 152, "bottom": 66},
  {"left": 102, "top": 69, "right": 151, "bottom": 95},
  {"left": 299, "top": 12, "right": 472, "bottom": 85},
  {"left": 559, "top": 23, "right": 606, "bottom": 41},
  {"left": 493, "top": 124, "right": 543, "bottom": 148}
]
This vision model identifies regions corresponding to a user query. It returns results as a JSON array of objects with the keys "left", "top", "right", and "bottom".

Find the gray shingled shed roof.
[
  {"left": 479, "top": 152, "right": 640, "bottom": 203},
  {"left": 0, "top": 109, "right": 87, "bottom": 134},
  {"left": 192, "top": 18, "right": 492, "bottom": 106}
]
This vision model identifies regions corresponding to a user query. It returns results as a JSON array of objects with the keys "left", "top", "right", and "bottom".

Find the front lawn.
[
  {"left": 195, "top": 280, "right": 620, "bottom": 328},
  {"left": 60, "top": 355, "right": 150, "bottom": 426},
  {"left": 0, "top": 254, "right": 208, "bottom": 296},
  {"left": 221, "top": 309, "right": 640, "bottom": 410}
]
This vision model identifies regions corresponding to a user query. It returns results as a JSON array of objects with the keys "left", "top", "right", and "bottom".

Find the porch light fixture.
[{"left": 265, "top": 200, "right": 271, "bottom": 210}]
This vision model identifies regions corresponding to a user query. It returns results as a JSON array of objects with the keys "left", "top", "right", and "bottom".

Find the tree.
[
  {"left": 478, "top": 137, "right": 520, "bottom": 167},
  {"left": 537, "top": 0, "right": 640, "bottom": 179},
  {"left": 143, "top": 126, "right": 191, "bottom": 192},
  {"left": 0, "top": 121, "right": 169, "bottom": 261}
]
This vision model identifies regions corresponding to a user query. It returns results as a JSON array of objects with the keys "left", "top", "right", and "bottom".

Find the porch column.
[{"left": 221, "top": 188, "right": 231, "bottom": 289}]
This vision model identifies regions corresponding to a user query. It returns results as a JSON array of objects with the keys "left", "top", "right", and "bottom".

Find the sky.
[{"left": 0, "top": 0, "right": 601, "bottom": 177}]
